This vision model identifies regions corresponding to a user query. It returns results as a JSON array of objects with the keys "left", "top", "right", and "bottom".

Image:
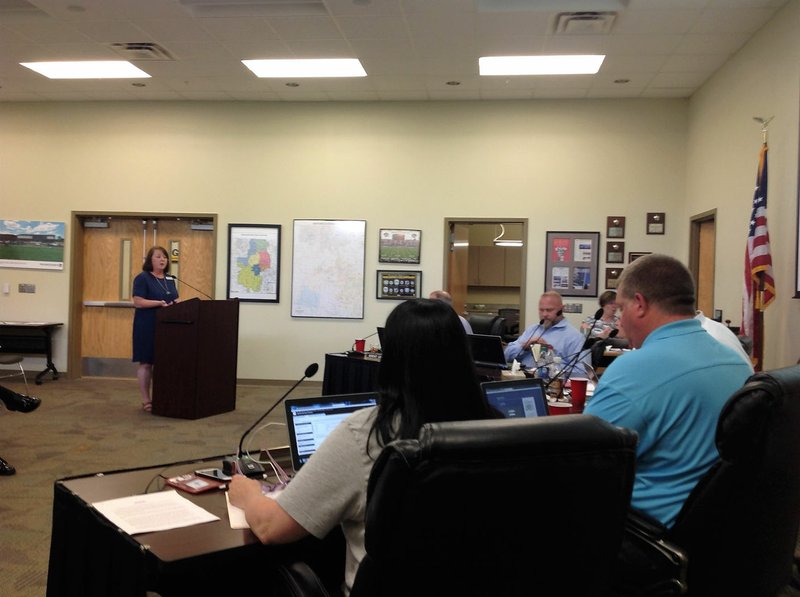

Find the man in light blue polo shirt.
[
  {"left": 585, "top": 254, "right": 752, "bottom": 528},
  {"left": 504, "top": 291, "right": 586, "bottom": 369}
]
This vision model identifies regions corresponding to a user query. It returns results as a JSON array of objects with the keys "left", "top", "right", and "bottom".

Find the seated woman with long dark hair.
[{"left": 229, "top": 298, "right": 493, "bottom": 595}]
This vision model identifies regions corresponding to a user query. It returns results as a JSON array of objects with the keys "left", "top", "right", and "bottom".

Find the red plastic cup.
[
  {"left": 547, "top": 401, "right": 573, "bottom": 416},
  {"left": 354, "top": 338, "right": 366, "bottom": 352},
  {"left": 570, "top": 377, "right": 589, "bottom": 413}
]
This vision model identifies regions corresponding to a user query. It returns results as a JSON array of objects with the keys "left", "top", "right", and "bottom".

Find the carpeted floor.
[{"left": 0, "top": 375, "right": 321, "bottom": 597}]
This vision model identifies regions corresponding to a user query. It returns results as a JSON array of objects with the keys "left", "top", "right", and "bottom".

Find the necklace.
[{"left": 152, "top": 273, "right": 171, "bottom": 296}]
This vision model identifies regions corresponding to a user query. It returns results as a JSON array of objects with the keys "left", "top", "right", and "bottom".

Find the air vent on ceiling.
[
  {"left": 0, "top": 0, "right": 46, "bottom": 18},
  {"left": 178, "top": 0, "right": 326, "bottom": 17},
  {"left": 110, "top": 42, "right": 174, "bottom": 61},
  {"left": 554, "top": 11, "right": 617, "bottom": 35}
]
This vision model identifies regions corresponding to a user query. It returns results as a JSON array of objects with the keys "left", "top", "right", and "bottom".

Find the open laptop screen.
[
  {"left": 481, "top": 378, "right": 549, "bottom": 418},
  {"left": 467, "top": 333, "right": 509, "bottom": 369},
  {"left": 284, "top": 393, "right": 378, "bottom": 472}
]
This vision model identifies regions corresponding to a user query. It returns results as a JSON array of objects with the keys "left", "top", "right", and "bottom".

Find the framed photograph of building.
[
  {"left": 545, "top": 231, "right": 600, "bottom": 297},
  {"left": 378, "top": 229, "right": 421, "bottom": 264}
]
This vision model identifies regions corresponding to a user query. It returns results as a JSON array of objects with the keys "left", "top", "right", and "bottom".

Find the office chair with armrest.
[
  {"left": 497, "top": 308, "right": 520, "bottom": 341},
  {"left": 613, "top": 364, "right": 800, "bottom": 597},
  {"left": 352, "top": 415, "right": 637, "bottom": 597},
  {"left": 467, "top": 313, "right": 506, "bottom": 337},
  {"left": 277, "top": 415, "right": 638, "bottom": 597}
]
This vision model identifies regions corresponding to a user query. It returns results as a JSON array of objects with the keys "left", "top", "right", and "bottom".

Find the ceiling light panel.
[
  {"left": 242, "top": 58, "right": 367, "bottom": 78},
  {"left": 20, "top": 61, "right": 151, "bottom": 79},
  {"left": 479, "top": 55, "right": 605, "bottom": 76}
]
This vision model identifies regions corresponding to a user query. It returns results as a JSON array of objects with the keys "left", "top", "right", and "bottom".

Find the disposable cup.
[{"left": 570, "top": 378, "right": 589, "bottom": 413}]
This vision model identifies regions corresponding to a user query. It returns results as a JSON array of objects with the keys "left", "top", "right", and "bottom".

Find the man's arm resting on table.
[{"left": 229, "top": 475, "right": 309, "bottom": 544}]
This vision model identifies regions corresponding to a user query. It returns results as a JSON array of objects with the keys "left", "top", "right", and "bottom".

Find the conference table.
[
  {"left": 322, "top": 352, "right": 504, "bottom": 395},
  {"left": 46, "top": 449, "right": 343, "bottom": 597},
  {"left": 0, "top": 321, "right": 62, "bottom": 384}
]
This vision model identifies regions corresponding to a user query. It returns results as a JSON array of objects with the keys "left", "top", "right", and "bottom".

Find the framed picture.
[
  {"left": 647, "top": 212, "right": 666, "bottom": 235},
  {"left": 606, "top": 241, "right": 625, "bottom": 264},
  {"left": 292, "top": 220, "right": 366, "bottom": 319},
  {"left": 379, "top": 229, "right": 421, "bottom": 264},
  {"left": 545, "top": 231, "right": 600, "bottom": 297},
  {"left": 606, "top": 216, "right": 625, "bottom": 239},
  {"left": 226, "top": 224, "right": 280, "bottom": 302},
  {"left": 628, "top": 251, "right": 652, "bottom": 263},
  {"left": 376, "top": 270, "right": 422, "bottom": 300},
  {"left": 605, "top": 267, "right": 623, "bottom": 289}
]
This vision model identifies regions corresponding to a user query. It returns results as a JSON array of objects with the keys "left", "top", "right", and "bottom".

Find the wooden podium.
[{"left": 152, "top": 298, "right": 240, "bottom": 419}]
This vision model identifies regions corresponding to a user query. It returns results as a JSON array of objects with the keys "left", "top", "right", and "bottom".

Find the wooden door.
[
  {"left": 447, "top": 223, "right": 470, "bottom": 317},
  {"left": 79, "top": 216, "right": 215, "bottom": 377}
]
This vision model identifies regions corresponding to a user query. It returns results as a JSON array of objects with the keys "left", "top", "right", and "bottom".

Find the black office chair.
[
  {"left": 467, "top": 313, "right": 506, "bottom": 337},
  {"left": 277, "top": 415, "right": 638, "bottom": 597},
  {"left": 497, "top": 308, "right": 520, "bottom": 341},
  {"left": 613, "top": 364, "right": 800, "bottom": 597}
]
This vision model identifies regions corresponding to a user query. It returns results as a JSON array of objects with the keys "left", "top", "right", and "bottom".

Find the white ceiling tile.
[
  {"left": 690, "top": 8, "right": 779, "bottom": 34},
  {"left": 0, "top": 0, "right": 789, "bottom": 102}
]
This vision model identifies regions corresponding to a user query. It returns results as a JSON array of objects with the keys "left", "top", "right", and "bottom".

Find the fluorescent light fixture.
[
  {"left": 453, "top": 241, "right": 470, "bottom": 248},
  {"left": 20, "top": 61, "right": 150, "bottom": 79},
  {"left": 479, "top": 55, "right": 605, "bottom": 76},
  {"left": 495, "top": 240, "right": 524, "bottom": 247},
  {"left": 242, "top": 58, "right": 366, "bottom": 78}
]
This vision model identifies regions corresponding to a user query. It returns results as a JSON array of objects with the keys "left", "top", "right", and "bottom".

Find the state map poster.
[
  {"left": 291, "top": 220, "right": 366, "bottom": 319},
  {"left": 227, "top": 224, "right": 281, "bottom": 302}
]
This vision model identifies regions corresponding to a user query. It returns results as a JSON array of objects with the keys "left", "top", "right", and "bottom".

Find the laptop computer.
[
  {"left": 284, "top": 392, "right": 378, "bottom": 472},
  {"left": 467, "top": 333, "right": 510, "bottom": 369},
  {"left": 377, "top": 326, "right": 385, "bottom": 349},
  {"left": 481, "top": 378, "right": 549, "bottom": 418}
]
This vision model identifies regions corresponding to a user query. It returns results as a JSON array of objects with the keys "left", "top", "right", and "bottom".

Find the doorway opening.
[
  {"left": 443, "top": 218, "right": 528, "bottom": 337},
  {"left": 68, "top": 212, "right": 217, "bottom": 379}
]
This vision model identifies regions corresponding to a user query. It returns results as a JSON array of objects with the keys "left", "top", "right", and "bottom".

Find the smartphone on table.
[{"left": 195, "top": 468, "right": 232, "bottom": 482}]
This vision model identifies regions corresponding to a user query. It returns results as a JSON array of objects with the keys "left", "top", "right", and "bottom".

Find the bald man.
[
  {"left": 429, "top": 290, "right": 473, "bottom": 334},
  {"left": 503, "top": 291, "right": 585, "bottom": 369}
]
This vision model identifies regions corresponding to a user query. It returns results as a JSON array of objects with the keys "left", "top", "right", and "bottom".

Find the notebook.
[
  {"left": 467, "top": 333, "right": 510, "bottom": 369},
  {"left": 481, "top": 378, "right": 549, "bottom": 418},
  {"left": 284, "top": 393, "right": 378, "bottom": 472}
]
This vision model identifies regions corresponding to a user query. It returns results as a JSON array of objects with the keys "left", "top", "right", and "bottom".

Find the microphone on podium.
[
  {"left": 167, "top": 275, "right": 214, "bottom": 300},
  {"left": 224, "top": 362, "right": 319, "bottom": 478}
]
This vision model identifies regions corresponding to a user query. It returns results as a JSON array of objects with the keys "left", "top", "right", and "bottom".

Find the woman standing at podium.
[
  {"left": 229, "top": 298, "right": 494, "bottom": 595},
  {"left": 132, "top": 246, "right": 178, "bottom": 412}
]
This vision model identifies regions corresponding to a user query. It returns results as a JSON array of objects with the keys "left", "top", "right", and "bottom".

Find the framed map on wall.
[{"left": 291, "top": 219, "right": 366, "bottom": 319}]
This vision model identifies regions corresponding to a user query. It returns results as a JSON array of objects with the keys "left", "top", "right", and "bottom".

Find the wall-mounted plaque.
[{"left": 606, "top": 216, "right": 625, "bottom": 239}]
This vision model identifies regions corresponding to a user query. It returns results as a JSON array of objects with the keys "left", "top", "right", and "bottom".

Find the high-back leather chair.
[
  {"left": 350, "top": 415, "right": 637, "bottom": 597},
  {"left": 618, "top": 365, "right": 800, "bottom": 596},
  {"left": 276, "top": 415, "right": 638, "bottom": 597},
  {"left": 467, "top": 313, "right": 506, "bottom": 337}
]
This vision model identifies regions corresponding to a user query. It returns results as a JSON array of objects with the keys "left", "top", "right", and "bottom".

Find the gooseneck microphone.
[
  {"left": 167, "top": 275, "right": 214, "bottom": 300},
  {"left": 226, "top": 362, "right": 319, "bottom": 478},
  {"left": 582, "top": 307, "right": 606, "bottom": 349}
]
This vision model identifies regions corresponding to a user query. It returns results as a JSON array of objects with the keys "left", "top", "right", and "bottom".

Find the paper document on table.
[
  {"left": 92, "top": 490, "right": 219, "bottom": 535},
  {"left": 225, "top": 484, "right": 284, "bottom": 530},
  {"left": 226, "top": 492, "right": 250, "bottom": 530}
]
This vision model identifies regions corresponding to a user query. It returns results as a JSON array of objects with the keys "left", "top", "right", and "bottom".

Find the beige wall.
[
  {"left": 686, "top": 0, "right": 800, "bottom": 369},
  {"left": 3, "top": 96, "right": 689, "bottom": 380}
]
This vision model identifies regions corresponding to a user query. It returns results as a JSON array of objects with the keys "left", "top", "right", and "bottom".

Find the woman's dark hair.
[
  {"left": 142, "top": 246, "right": 170, "bottom": 274},
  {"left": 370, "top": 299, "right": 493, "bottom": 448}
]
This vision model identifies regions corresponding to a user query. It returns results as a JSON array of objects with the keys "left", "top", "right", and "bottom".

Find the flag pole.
[{"left": 746, "top": 116, "right": 774, "bottom": 371}]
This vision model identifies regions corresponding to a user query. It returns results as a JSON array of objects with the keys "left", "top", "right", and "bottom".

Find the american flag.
[{"left": 742, "top": 143, "right": 775, "bottom": 370}]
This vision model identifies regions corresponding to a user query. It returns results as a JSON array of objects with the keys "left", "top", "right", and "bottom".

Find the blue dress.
[{"left": 132, "top": 272, "right": 179, "bottom": 364}]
